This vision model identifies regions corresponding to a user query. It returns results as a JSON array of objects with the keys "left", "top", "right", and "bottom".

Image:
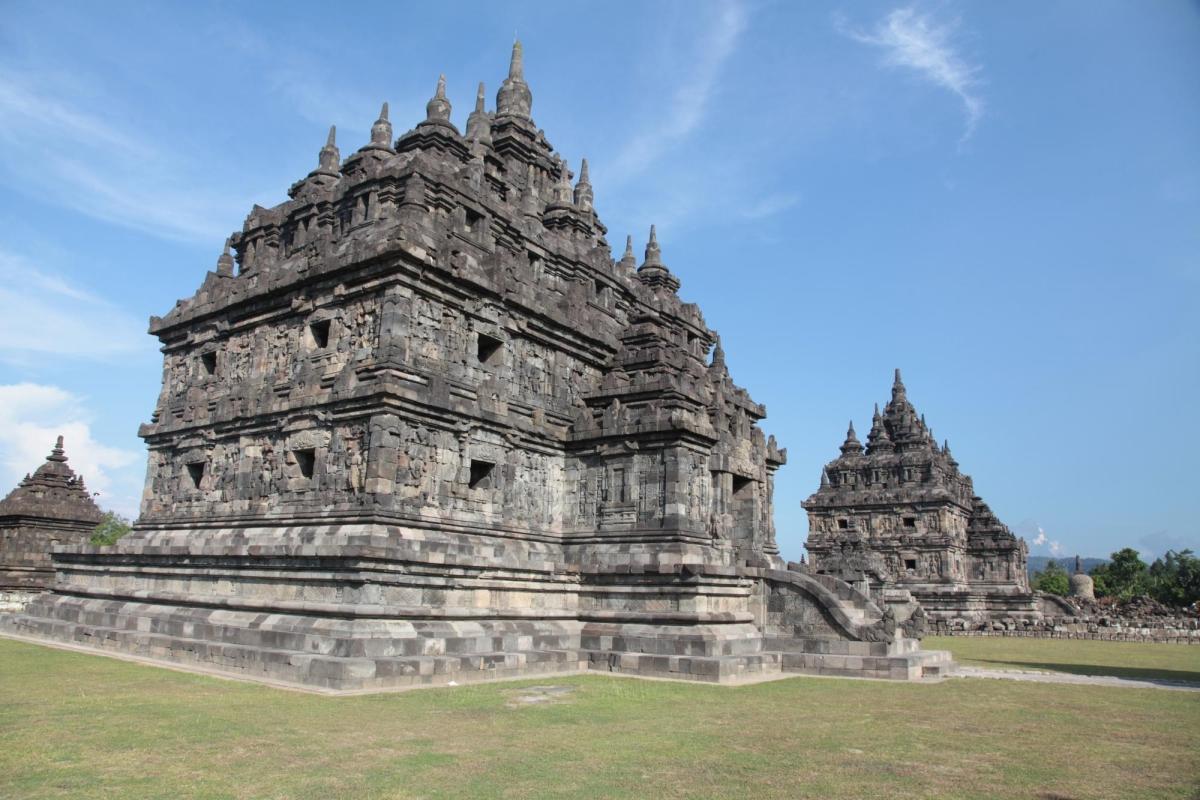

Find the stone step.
[
  {"left": 3, "top": 613, "right": 586, "bottom": 691},
  {"left": 580, "top": 648, "right": 782, "bottom": 683}
]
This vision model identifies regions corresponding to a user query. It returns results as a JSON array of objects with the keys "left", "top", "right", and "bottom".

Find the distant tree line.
[{"left": 1032, "top": 548, "right": 1200, "bottom": 607}]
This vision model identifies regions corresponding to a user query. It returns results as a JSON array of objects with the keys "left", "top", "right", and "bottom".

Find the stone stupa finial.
[
  {"left": 636, "top": 225, "right": 681, "bottom": 292},
  {"left": 496, "top": 40, "right": 533, "bottom": 119},
  {"left": 643, "top": 225, "right": 663, "bottom": 268},
  {"left": 50, "top": 435, "right": 66, "bottom": 462},
  {"left": 426, "top": 74, "right": 452, "bottom": 124},
  {"left": 369, "top": 102, "right": 393, "bottom": 149},
  {"left": 711, "top": 334, "right": 726, "bottom": 370},
  {"left": 840, "top": 421, "right": 863, "bottom": 455},
  {"left": 618, "top": 234, "right": 637, "bottom": 272},
  {"left": 216, "top": 238, "right": 235, "bottom": 277},
  {"left": 465, "top": 82, "right": 492, "bottom": 144},
  {"left": 892, "top": 368, "right": 907, "bottom": 401},
  {"left": 574, "top": 158, "right": 593, "bottom": 211},
  {"left": 316, "top": 125, "right": 340, "bottom": 174}
]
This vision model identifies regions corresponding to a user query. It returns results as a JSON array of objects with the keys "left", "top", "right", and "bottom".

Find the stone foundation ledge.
[{"left": 0, "top": 590, "right": 38, "bottom": 613}]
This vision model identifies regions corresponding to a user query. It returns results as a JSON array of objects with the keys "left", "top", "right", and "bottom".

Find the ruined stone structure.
[
  {"left": 0, "top": 437, "right": 104, "bottom": 596},
  {"left": 4, "top": 46, "right": 950, "bottom": 689},
  {"left": 804, "top": 371, "right": 1050, "bottom": 623}
]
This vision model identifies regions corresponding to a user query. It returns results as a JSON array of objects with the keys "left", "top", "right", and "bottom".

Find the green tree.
[
  {"left": 91, "top": 511, "right": 132, "bottom": 546},
  {"left": 1090, "top": 548, "right": 1149, "bottom": 600},
  {"left": 1033, "top": 559, "right": 1070, "bottom": 596},
  {"left": 1148, "top": 550, "right": 1200, "bottom": 607}
]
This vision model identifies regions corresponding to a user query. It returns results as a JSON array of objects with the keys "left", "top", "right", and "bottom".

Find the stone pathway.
[{"left": 953, "top": 665, "right": 1200, "bottom": 693}]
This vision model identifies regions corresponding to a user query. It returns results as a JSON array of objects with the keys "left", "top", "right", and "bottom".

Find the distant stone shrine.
[
  {"left": 4, "top": 45, "right": 950, "bottom": 689},
  {"left": 804, "top": 372, "right": 1065, "bottom": 622},
  {"left": 0, "top": 437, "right": 104, "bottom": 596},
  {"left": 1069, "top": 556, "right": 1096, "bottom": 602}
]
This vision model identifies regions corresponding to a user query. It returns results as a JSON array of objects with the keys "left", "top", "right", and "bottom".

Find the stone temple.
[
  {"left": 0, "top": 437, "right": 104, "bottom": 597},
  {"left": 803, "top": 371, "right": 1062, "bottom": 623},
  {"left": 4, "top": 45, "right": 950, "bottom": 689}
]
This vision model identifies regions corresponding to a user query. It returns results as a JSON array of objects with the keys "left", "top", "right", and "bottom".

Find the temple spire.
[
  {"left": 466, "top": 82, "right": 492, "bottom": 143},
  {"left": 840, "top": 420, "right": 863, "bottom": 456},
  {"left": 316, "top": 125, "right": 340, "bottom": 174},
  {"left": 637, "top": 225, "right": 681, "bottom": 292},
  {"left": 509, "top": 39, "right": 524, "bottom": 79},
  {"left": 216, "top": 238, "right": 235, "bottom": 277},
  {"left": 618, "top": 235, "right": 637, "bottom": 272},
  {"left": 892, "top": 367, "right": 907, "bottom": 401},
  {"left": 866, "top": 404, "right": 894, "bottom": 455},
  {"left": 643, "top": 225, "right": 662, "bottom": 267},
  {"left": 426, "top": 74, "right": 452, "bottom": 124},
  {"left": 711, "top": 335, "right": 726, "bottom": 370},
  {"left": 49, "top": 435, "right": 66, "bottom": 463},
  {"left": 573, "top": 158, "right": 593, "bottom": 211},
  {"left": 496, "top": 40, "right": 533, "bottom": 119},
  {"left": 368, "top": 102, "right": 393, "bottom": 149}
]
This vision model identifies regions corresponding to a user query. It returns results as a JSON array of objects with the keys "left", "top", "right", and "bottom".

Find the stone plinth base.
[{"left": 1, "top": 525, "right": 953, "bottom": 691}]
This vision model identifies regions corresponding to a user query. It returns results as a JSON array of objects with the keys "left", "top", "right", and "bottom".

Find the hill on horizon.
[{"left": 1027, "top": 556, "right": 1107, "bottom": 577}]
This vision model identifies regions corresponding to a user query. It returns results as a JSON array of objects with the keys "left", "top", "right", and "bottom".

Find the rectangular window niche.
[
  {"left": 293, "top": 448, "right": 316, "bottom": 479},
  {"left": 468, "top": 459, "right": 495, "bottom": 490},
  {"left": 309, "top": 319, "right": 331, "bottom": 349},
  {"left": 476, "top": 332, "right": 502, "bottom": 364},
  {"left": 186, "top": 461, "right": 206, "bottom": 489}
]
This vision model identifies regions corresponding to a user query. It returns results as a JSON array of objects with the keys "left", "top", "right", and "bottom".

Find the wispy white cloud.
[
  {"left": 0, "top": 383, "right": 142, "bottom": 517},
  {"left": 840, "top": 7, "right": 984, "bottom": 142},
  {"left": 0, "top": 249, "right": 151, "bottom": 363},
  {"left": 740, "top": 192, "right": 801, "bottom": 220},
  {"left": 1027, "top": 525, "right": 1063, "bottom": 556},
  {"left": 608, "top": 1, "right": 749, "bottom": 184},
  {"left": 0, "top": 71, "right": 241, "bottom": 243}
]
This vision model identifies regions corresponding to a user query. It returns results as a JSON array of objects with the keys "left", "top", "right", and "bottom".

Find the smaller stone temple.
[
  {"left": 804, "top": 371, "right": 1046, "bottom": 622},
  {"left": 0, "top": 437, "right": 104, "bottom": 594}
]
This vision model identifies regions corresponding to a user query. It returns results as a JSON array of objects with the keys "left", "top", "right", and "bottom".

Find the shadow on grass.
[{"left": 969, "top": 658, "right": 1200, "bottom": 685}]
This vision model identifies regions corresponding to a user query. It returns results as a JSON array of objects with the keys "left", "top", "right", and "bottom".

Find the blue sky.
[{"left": 0, "top": 1, "right": 1196, "bottom": 562}]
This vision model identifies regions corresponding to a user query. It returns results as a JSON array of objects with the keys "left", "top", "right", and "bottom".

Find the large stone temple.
[
  {"left": 3, "top": 45, "right": 950, "bottom": 689},
  {"left": 0, "top": 437, "right": 104, "bottom": 596},
  {"left": 804, "top": 371, "right": 1055, "bottom": 622}
]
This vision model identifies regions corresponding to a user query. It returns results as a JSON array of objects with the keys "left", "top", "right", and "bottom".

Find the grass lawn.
[
  {"left": 928, "top": 635, "right": 1200, "bottom": 683},
  {"left": 1, "top": 638, "right": 1198, "bottom": 800}
]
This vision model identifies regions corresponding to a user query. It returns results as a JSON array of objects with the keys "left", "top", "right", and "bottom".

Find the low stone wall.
[{"left": 931, "top": 616, "right": 1200, "bottom": 644}]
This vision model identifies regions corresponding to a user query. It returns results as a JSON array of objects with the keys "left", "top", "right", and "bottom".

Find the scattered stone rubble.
[
  {"left": 933, "top": 595, "right": 1200, "bottom": 643},
  {"left": 1, "top": 45, "right": 953, "bottom": 690}
]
